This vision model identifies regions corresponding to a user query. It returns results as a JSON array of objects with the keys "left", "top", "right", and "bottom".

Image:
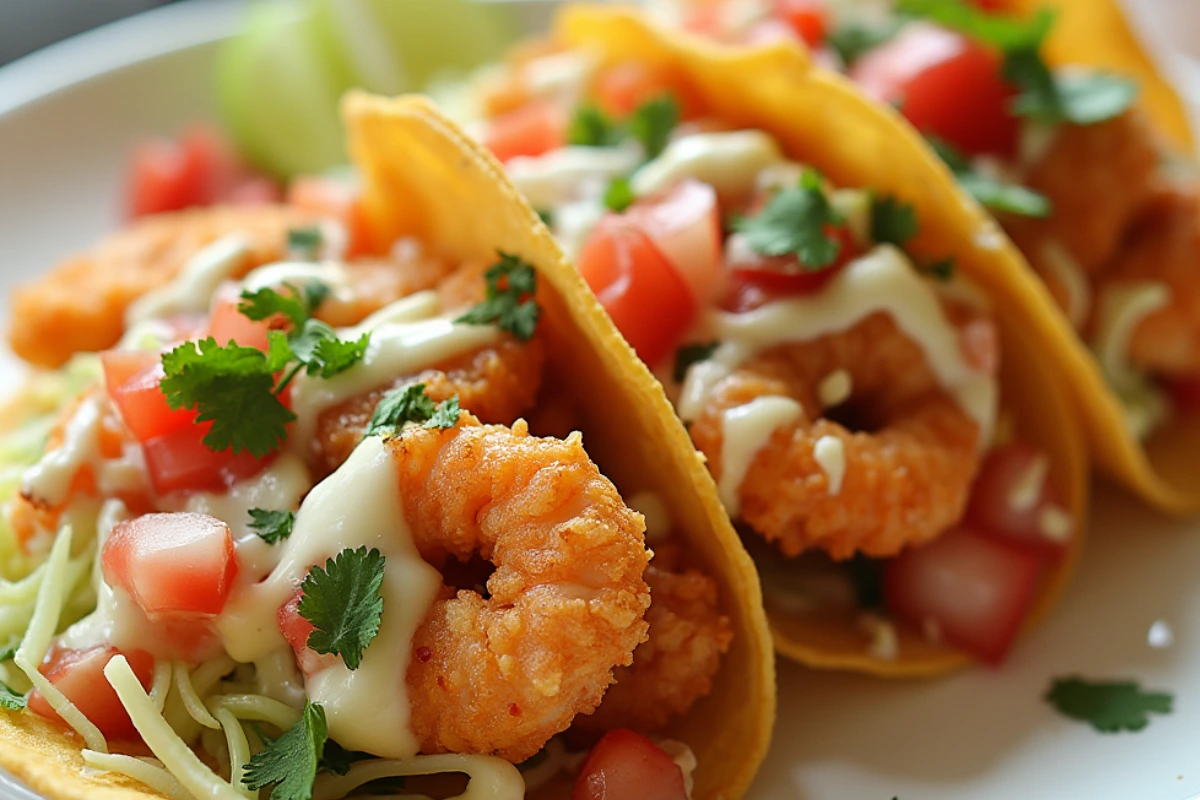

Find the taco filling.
[
  {"left": 630, "top": 0, "right": 1200, "bottom": 444},
  {"left": 0, "top": 114, "right": 757, "bottom": 797},
  {"left": 464, "top": 36, "right": 1076, "bottom": 668}
]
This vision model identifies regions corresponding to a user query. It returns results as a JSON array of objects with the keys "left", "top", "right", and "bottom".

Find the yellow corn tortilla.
[
  {"left": 0, "top": 92, "right": 776, "bottom": 800},
  {"left": 550, "top": 5, "right": 1089, "bottom": 676},
  {"left": 1005, "top": 0, "right": 1193, "bottom": 152}
]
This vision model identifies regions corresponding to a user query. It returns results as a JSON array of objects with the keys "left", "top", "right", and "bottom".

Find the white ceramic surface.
[{"left": 1, "top": 2, "right": 1199, "bottom": 799}]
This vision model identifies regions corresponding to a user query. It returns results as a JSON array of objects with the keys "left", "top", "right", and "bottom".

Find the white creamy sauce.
[
  {"left": 718, "top": 396, "right": 802, "bottom": 516},
  {"left": 656, "top": 739, "right": 699, "bottom": 799},
  {"left": 507, "top": 145, "right": 642, "bottom": 210},
  {"left": 21, "top": 394, "right": 149, "bottom": 508},
  {"left": 521, "top": 50, "right": 597, "bottom": 105},
  {"left": 21, "top": 395, "right": 103, "bottom": 506},
  {"left": 627, "top": 491, "right": 672, "bottom": 545},
  {"left": 125, "top": 234, "right": 251, "bottom": 325},
  {"left": 59, "top": 500, "right": 165, "bottom": 655},
  {"left": 632, "top": 131, "right": 784, "bottom": 200},
  {"left": 253, "top": 647, "right": 309, "bottom": 710},
  {"left": 289, "top": 300, "right": 500, "bottom": 447},
  {"left": 1038, "top": 505, "right": 1074, "bottom": 544},
  {"left": 158, "top": 454, "right": 313, "bottom": 582},
  {"left": 679, "top": 246, "right": 998, "bottom": 448},
  {"left": 812, "top": 436, "right": 846, "bottom": 496},
  {"left": 858, "top": 612, "right": 899, "bottom": 661},
  {"left": 240, "top": 261, "right": 352, "bottom": 298},
  {"left": 216, "top": 437, "right": 442, "bottom": 759},
  {"left": 817, "top": 369, "right": 852, "bottom": 408},
  {"left": 1040, "top": 240, "right": 1091, "bottom": 329},
  {"left": 1008, "top": 454, "right": 1049, "bottom": 514},
  {"left": 753, "top": 160, "right": 806, "bottom": 194}
]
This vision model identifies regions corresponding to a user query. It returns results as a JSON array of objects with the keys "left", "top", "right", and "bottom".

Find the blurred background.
[{"left": 0, "top": 0, "right": 179, "bottom": 65}]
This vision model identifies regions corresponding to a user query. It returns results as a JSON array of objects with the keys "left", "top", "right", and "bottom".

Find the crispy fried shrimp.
[
  {"left": 392, "top": 416, "right": 651, "bottom": 762},
  {"left": 1093, "top": 188, "right": 1200, "bottom": 376},
  {"left": 574, "top": 564, "right": 733, "bottom": 734},
  {"left": 10, "top": 205, "right": 313, "bottom": 367},
  {"left": 312, "top": 337, "right": 545, "bottom": 474},
  {"left": 689, "top": 312, "right": 985, "bottom": 560},
  {"left": 1005, "top": 110, "right": 1160, "bottom": 277},
  {"left": 318, "top": 253, "right": 459, "bottom": 328}
]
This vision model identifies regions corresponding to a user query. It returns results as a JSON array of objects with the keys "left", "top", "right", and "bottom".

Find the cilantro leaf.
[
  {"left": 456, "top": 253, "right": 541, "bottom": 341},
  {"left": 870, "top": 195, "right": 918, "bottom": 246},
  {"left": 924, "top": 258, "right": 956, "bottom": 282},
  {"left": 733, "top": 169, "right": 844, "bottom": 268},
  {"left": 896, "top": 0, "right": 1051, "bottom": 50},
  {"left": 298, "top": 547, "right": 386, "bottom": 671},
  {"left": 1046, "top": 677, "right": 1173, "bottom": 733},
  {"left": 248, "top": 509, "right": 295, "bottom": 545},
  {"left": 239, "top": 283, "right": 329, "bottom": 328},
  {"left": 0, "top": 642, "right": 17, "bottom": 663},
  {"left": 287, "top": 226, "right": 324, "bottom": 261},
  {"left": 425, "top": 396, "right": 461, "bottom": 429},
  {"left": 930, "top": 137, "right": 1052, "bottom": 218},
  {"left": 674, "top": 342, "right": 719, "bottom": 383},
  {"left": 1008, "top": 62, "right": 1138, "bottom": 125},
  {"left": 568, "top": 104, "right": 623, "bottom": 148},
  {"left": 0, "top": 682, "right": 26, "bottom": 712},
  {"left": 243, "top": 701, "right": 327, "bottom": 800},
  {"left": 826, "top": 20, "right": 901, "bottom": 66},
  {"left": 366, "top": 384, "right": 459, "bottom": 436},
  {"left": 604, "top": 176, "right": 635, "bottom": 213},
  {"left": 289, "top": 319, "right": 369, "bottom": 380},
  {"left": 160, "top": 337, "right": 297, "bottom": 457},
  {"left": 536, "top": 208, "right": 554, "bottom": 227},
  {"left": 629, "top": 95, "right": 680, "bottom": 159}
]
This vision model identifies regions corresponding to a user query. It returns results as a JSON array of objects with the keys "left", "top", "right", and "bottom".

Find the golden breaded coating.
[
  {"left": 391, "top": 417, "right": 651, "bottom": 763},
  {"left": 312, "top": 337, "right": 545, "bottom": 475},
  {"left": 576, "top": 564, "right": 732, "bottom": 734},
  {"left": 1006, "top": 110, "right": 1160, "bottom": 276},
  {"left": 689, "top": 312, "right": 984, "bottom": 561},
  {"left": 1095, "top": 188, "right": 1200, "bottom": 376},
  {"left": 9, "top": 205, "right": 313, "bottom": 367}
]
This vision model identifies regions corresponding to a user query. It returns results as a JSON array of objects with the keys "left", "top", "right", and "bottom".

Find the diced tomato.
[
  {"left": 278, "top": 591, "right": 337, "bottom": 676},
  {"left": 883, "top": 526, "right": 1045, "bottom": 664},
  {"left": 966, "top": 442, "right": 1073, "bottom": 554},
  {"left": 577, "top": 215, "right": 695, "bottom": 366},
  {"left": 206, "top": 285, "right": 275, "bottom": 351},
  {"left": 287, "top": 176, "right": 371, "bottom": 258},
  {"left": 723, "top": 224, "right": 858, "bottom": 310},
  {"left": 102, "top": 512, "right": 238, "bottom": 619},
  {"left": 850, "top": 24, "right": 1019, "bottom": 158},
  {"left": 101, "top": 351, "right": 196, "bottom": 443},
  {"left": 127, "top": 126, "right": 274, "bottom": 219},
  {"left": 623, "top": 179, "right": 723, "bottom": 306},
  {"left": 481, "top": 101, "right": 567, "bottom": 164},
  {"left": 958, "top": 318, "right": 1000, "bottom": 375},
  {"left": 970, "top": 0, "right": 1007, "bottom": 9},
  {"left": 573, "top": 729, "right": 687, "bottom": 800},
  {"left": 28, "top": 646, "right": 154, "bottom": 740},
  {"left": 1165, "top": 374, "right": 1200, "bottom": 414},
  {"left": 773, "top": 0, "right": 829, "bottom": 47},
  {"left": 142, "top": 423, "right": 275, "bottom": 495},
  {"left": 593, "top": 62, "right": 703, "bottom": 120}
]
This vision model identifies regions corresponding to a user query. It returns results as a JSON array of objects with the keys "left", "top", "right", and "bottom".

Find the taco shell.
[
  {"left": 552, "top": 5, "right": 1088, "bottom": 676},
  {"left": 0, "top": 91, "right": 776, "bottom": 800}
]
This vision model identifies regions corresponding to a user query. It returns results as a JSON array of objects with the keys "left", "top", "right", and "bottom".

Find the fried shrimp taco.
[
  {"left": 0, "top": 92, "right": 774, "bottom": 800},
  {"left": 459, "top": 5, "right": 1087, "bottom": 674},
  {"left": 635, "top": 0, "right": 1200, "bottom": 513}
]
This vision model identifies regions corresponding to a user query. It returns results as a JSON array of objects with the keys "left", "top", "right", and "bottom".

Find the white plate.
[{"left": 1, "top": 2, "right": 1199, "bottom": 799}]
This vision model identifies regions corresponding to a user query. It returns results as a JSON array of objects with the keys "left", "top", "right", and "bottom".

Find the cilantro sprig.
[
  {"left": 242, "top": 702, "right": 330, "bottom": 800},
  {"left": 456, "top": 253, "right": 540, "bottom": 341},
  {"left": 870, "top": 195, "right": 918, "bottom": 247},
  {"left": 604, "top": 176, "right": 635, "bottom": 213},
  {"left": 568, "top": 104, "right": 624, "bottom": 148},
  {"left": 287, "top": 226, "right": 324, "bottom": 261},
  {"left": 298, "top": 546, "right": 386, "bottom": 671},
  {"left": 0, "top": 681, "right": 26, "bottom": 711},
  {"left": 565, "top": 95, "right": 680, "bottom": 160},
  {"left": 930, "top": 137, "right": 1051, "bottom": 218},
  {"left": 366, "top": 384, "right": 461, "bottom": 437},
  {"left": 1045, "top": 676, "right": 1173, "bottom": 733},
  {"left": 897, "top": 0, "right": 1136, "bottom": 126},
  {"left": 827, "top": 20, "right": 902, "bottom": 67},
  {"left": 248, "top": 509, "right": 296, "bottom": 545},
  {"left": 161, "top": 282, "right": 369, "bottom": 457},
  {"left": 734, "top": 169, "right": 845, "bottom": 269}
]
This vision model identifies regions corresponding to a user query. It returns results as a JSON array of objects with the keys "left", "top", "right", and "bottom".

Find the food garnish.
[
  {"left": 1045, "top": 676, "right": 1174, "bottom": 732},
  {"left": 734, "top": 169, "right": 844, "bottom": 269},
  {"left": 297, "top": 546, "right": 386, "bottom": 671},
  {"left": 455, "top": 253, "right": 540, "bottom": 341},
  {"left": 365, "top": 384, "right": 461, "bottom": 437},
  {"left": 248, "top": 508, "right": 296, "bottom": 544}
]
